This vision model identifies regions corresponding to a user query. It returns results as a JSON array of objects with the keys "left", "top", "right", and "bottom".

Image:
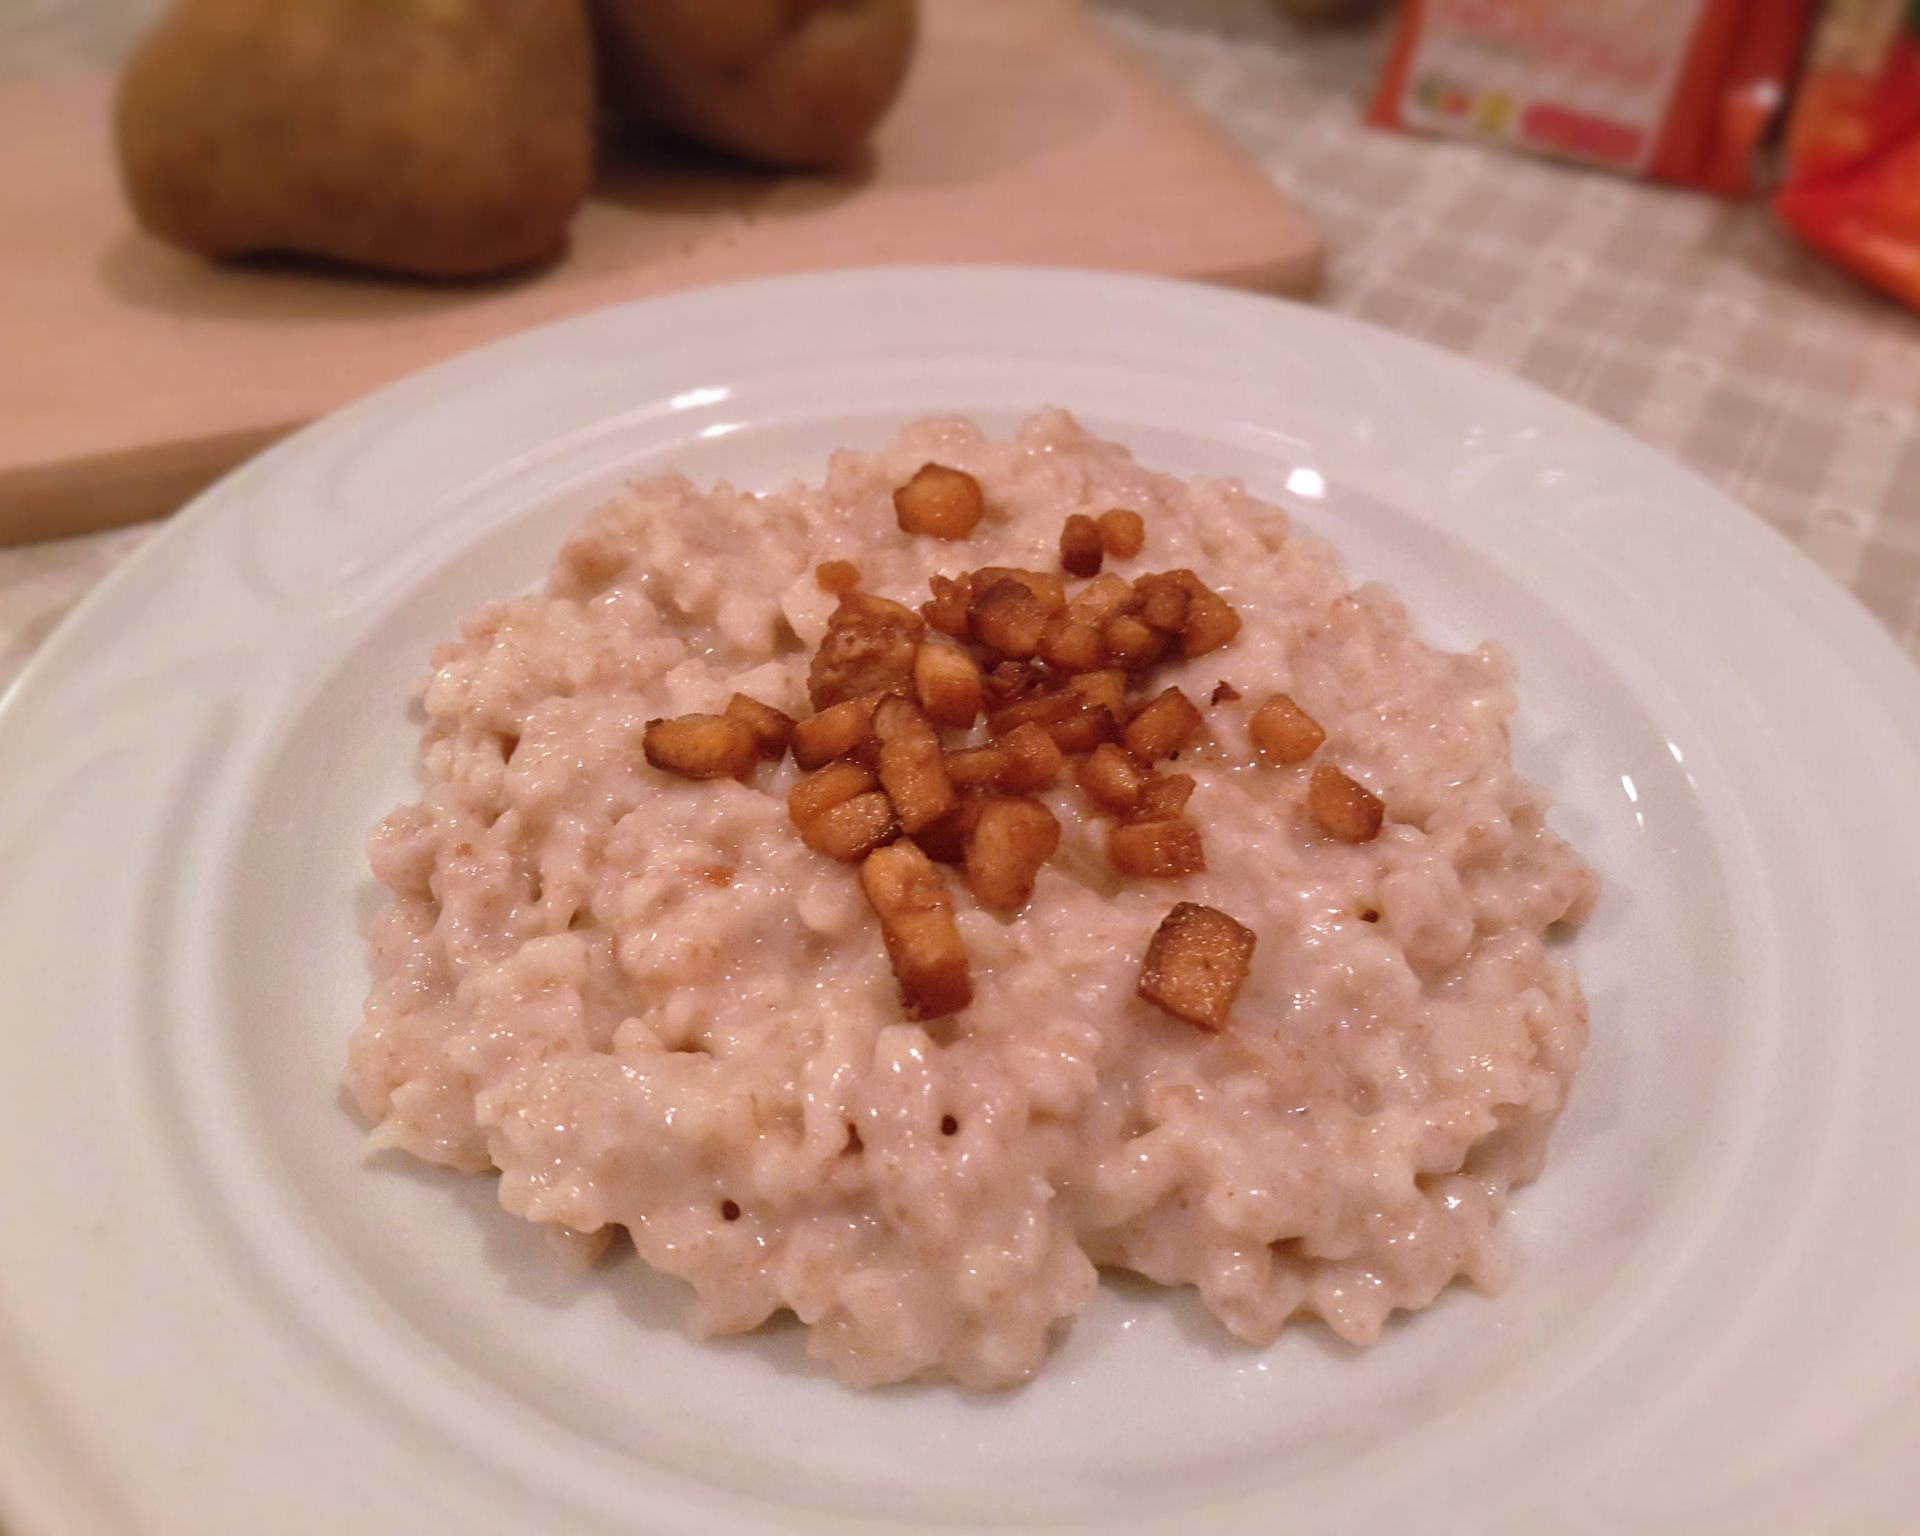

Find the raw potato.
[
  {"left": 115, "top": 0, "right": 595, "bottom": 278},
  {"left": 594, "top": 0, "right": 918, "bottom": 171}
]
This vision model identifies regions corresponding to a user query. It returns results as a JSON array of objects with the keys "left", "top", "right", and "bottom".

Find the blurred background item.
[
  {"left": 1271, "top": 0, "right": 1388, "bottom": 23},
  {"left": 1777, "top": 0, "right": 1920, "bottom": 307},
  {"left": 1371, "top": 0, "right": 1815, "bottom": 195},
  {"left": 594, "top": 0, "right": 918, "bottom": 170}
]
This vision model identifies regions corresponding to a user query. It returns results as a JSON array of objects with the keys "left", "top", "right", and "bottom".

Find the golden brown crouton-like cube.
[
  {"left": 1068, "top": 669, "right": 1129, "bottom": 728},
  {"left": 943, "top": 744, "right": 1010, "bottom": 788},
  {"left": 915, "top": 798, "right": 982, "bottom": 865},
  {"left": 815, "top": 559, "right": 861, "bottom": 594},
  {"left": 975, "top": 566, "right": 1067, "bottom": 614},
  {"left": 1047, "top": 700, "right": 1123, "bottom": 753},
  {"left": 789, "top": 760, "right": 876, "bottom": 828},
  {"left": 725, "top": 693, "right": 796, "bottom": 760},
  {"left": 644, "top": 714, "right": 760, "bottom": 780},
  {"left": 986, "top": 687, "right": 1075, "bottom": 738},
  {"left": 1066, "top": 572, "right": 1136, "bottom": 627},
  {"left": 1249, "top": 693, "right": 1324, "bottom": 765},
  {"left": 1182, "top": 587, "right": 1242, "bottom": 657},
  {"left": 913, "top": 642, "right": 984, "bottom": 729},
  {"left": 1098, "top": 508, "right": 1146, "bottom": 559},
  {"left": 1134, "top": 772, "right": 1196, "bottom": 821},
  {"left": 1060, "top": 514, "right": 1104, "bottom": 577},
  {"left": 922, "top": 573, "right": 973, "bottom": 638},
  {"left": 983, "top": 659, "right": 1043, "bottom": 708},
  {"left": 1102, "top": 613, "right": 1169, "bottom": 673},
  {"left": 873, "top": 697, "right": 957, "bottom": 834},
  {"left": 996, "top": 721, "right": 1064, "bottom": 792},
  {"left": 1076, "top": 742, "right": 1147, "bottom": 815},
  {"left": 1133, "top": 573, "right": 1191, "bottom": 634},
  {"left": 964, "top": 796, "right": 1062, "bottom": 912},
  {"left": 792, "top": 691, "right": 885, "bottom": 769},
  {"left": 894, "top": 464, "right": 985, "bottom": 541},
  {"left": 1038, "top": 614, "right": 1105, "bottom": 674},
  {"left": 861, "top": 841, "right": 973, "bottom": 1019},
  {"left": 1124, "top": 687, "right": 1204, "bottom": 764},
  {"left": 1137, "top": 902, "right": 1256, "bottom": 1031},
  {"left": 969, "top": 579, "right": 1048, "bottom": 659},
  {"left": 1109, "top": 817, "right": 1206, "bottom": 877},
  {"left": 832, "top": 591, "right": 926, "bottom": 633},
  {"left": 808, "top": 596, "right": 922, "bottom": 711},
  {"left": 802, "top": 791, "right": 898, "bottom": 862},
  {"left": 1308, "top": 763, "right": 1384, "bottom": 843}
]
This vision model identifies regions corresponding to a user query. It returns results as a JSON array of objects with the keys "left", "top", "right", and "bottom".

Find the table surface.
[{"left": 6, "top": 0, "right": 1920, "bottom": 697}]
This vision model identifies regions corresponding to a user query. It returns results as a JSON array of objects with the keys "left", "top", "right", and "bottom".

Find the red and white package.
[{"left": 1371, "top": 0, "right": 1815, "bottom": 195}]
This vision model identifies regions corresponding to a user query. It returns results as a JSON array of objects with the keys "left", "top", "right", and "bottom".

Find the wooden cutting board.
[{"left": 0, "top": 0, "right": 1322, "bottom": 546}]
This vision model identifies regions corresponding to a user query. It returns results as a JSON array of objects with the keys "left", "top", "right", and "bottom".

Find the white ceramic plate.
[{"left": 3, "top": 268, "right": 1918, "bottom": 1536}]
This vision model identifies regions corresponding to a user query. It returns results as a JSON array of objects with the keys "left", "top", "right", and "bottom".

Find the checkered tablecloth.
[{"left": 5, "top": 0, "right": 1919, "bottom": 698}]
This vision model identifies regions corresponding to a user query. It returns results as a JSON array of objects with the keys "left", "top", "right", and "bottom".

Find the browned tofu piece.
[
  {"left": 996, "top": 721, "right": 1064, "bottom": 791},
  {"left": 1181, "top": 587, "right": 1242, "bottom": 657},
  {"left": 873, "top": 697, "right": 957, "bottom": 834},
  {"left": 1046, "top": 700, "right": 1122, "bottom": 753},
  {"left": 963, "top": 796, "right": 1062, "bottom": 912},
  {"left": 1137, "top": 902, "right": 1256, "bottom": 1031},
  {"left": 860, "top": 841, "right": 973, "bottom": 1018},
  {"left": 986, "top": 688, "right": 1076, "bottom": 738},
  {"left": 1076, "top": 742, "right": 1147, "bottom": 815},
  {"left": 894, "top": 464, "right": 985, "bottom": 540},
  {"left": 922, "top": 572, "right": 974, "bottom": 638},
  {"left": 808, "top": 595, "right": 922, "bottom": 710},
  {"left": 943, "top": 744, "right": 1010, "bottom": 788},
  {"left": 982, "top": 658, "right": 1043, "bottom": 708},
  {"left": 1248, "top": 693, "right": 1324, "bottom": 765},
  {"left": 814, "top": 559, "right": 861, "bottom": 594},
  {"left": 913, "top": 642, "right": 984, "bottom": 729},
  {"left": 802, "top": 791, "right": 898, "bottom": 862},
  {"left": 1133, "top": 771, "right": 1196, "bottom": 821},
  {"left": 914, "top": 798, "right": 982, "bottom": 865},
  {"left": 1067, "top": 669, "right": 1129, "bottom": 729},
  {"left": 1124, "top": 686, "right": 1203, "bottom": 764},
  {"left": 1065, "top": 572, "right": 1136, "bottom": 626},
  {"left": 1060, "top": 514, "right": 1104, "bottom": 577},
  {"left": 1101, "top": 613, "right": 1169, "bottom": 672},
  {"left": 1308, "top": 763, "right": 1384, "bottom": 843},
  {"left": 1038, "top": 614, "right": 1105, "bottom": 674},
  {"left": 968, "top": 579, "right": 1048, "bottom": 659},
  {"left": 643, "top": 714, "right": 760, "bottom": 779},
  {"left": 1098, "top": 508, "right": 1145, "bottom": 559},
  {"left": 725, "top": 693, "right": 796, "bottom": 761},
  {"left": 974, "top": 566, "right": 1067, "bottom": 614},
  {"left": 789, "top": 760, "right": 877, "bottom": 827},
  {"left": 1108, "top": 817, "right": 1205, "bottom": 877},
  {"left": 1132, "top": 573, "right": 1191, "bottom": 634},
  {"left": 791, "top": 692, "right": 885, "bottom": 769}
]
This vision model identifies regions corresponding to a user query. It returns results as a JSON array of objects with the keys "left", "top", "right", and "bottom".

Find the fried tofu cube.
[
  {"left": 808, "top": 596, "right": 922, "bottom": 710},
  {"left": 873, "top": 697, "right": 957, "bottom": 834},
  {"left": 894, "top": 464, "right": 985, "bottom": 541},
  {"left": 922, "top": 572, "right": 974, "bottom": 638},
  {"left": 643, "top": 714, "right": 760, "bottom": 779},
  {"left": 1137, "top": 902, "right": 1256, "bottom": 1031},
  {"left": 1060, "top": 514, "right": 1104, "bottom": 577},
  {"left": 1181, "top": 587, "right": 1242, "bottom": 657},
  {"left": 1108, "top": 817, "right": 1205, "bottom": 877},
  {"left": 996, "top": 721, "right": 1064, "bottom": 791},
  {"left": 969, "top": 579, "right": 1048, "bottom": 659},
  {"left": 1098, "top": 508, "right": 1146, "bottom": 559},
  {"left": 1076, "top": 742, "right": 1147, "bottom": 814},
  {"left": 814, "top": 559, "right": 861, "bottom": 594},
  {"left": 1308, "top": 763, "right": 1384, "bottom": 843},
  {"left": 1038, "top": 614, "right": 1105, "bottom": 674},
  {"left": 1047, "top": 699, "right": 1122, "bottom": 753},
  {"left": 860, "top": 841, "right": 973, "bottom": 1018},
  {"left": 943, "top": 744, "right": 1010, "bottom": 788},
  {"left": 1124, "top": 686, "right": 1203, "bottom": 764},
  {"left": 789, "top": 760, "right": 877, "bottom": 827},
  {"left": 1248, "top": 693, "right": 1324, "bottom": 764},
  {"left": 1067, "top": 669, "right": 1129, "bottom": 728},
  {"left": 1066, "top": 572, "right": 1136, "bottom": 626},
  {"left": 1134, "top": 771, "right": 1196, "bottom": 821},
  {"left": 963, "top": 796, "right": 1062, "bottom": 912},
  {"left": 831, "top": 591, "right": 926, "bottom": 634},
  {"left": 914, "top": 798, "right": 982, "bottom": 865},
  {"left": 974, "top": 566, "right": 1067, "bottom": 614},
  {"left": 913, "top": 642, "right": 984, "bottom": 729},
  {"left": 983, "top": 658, "right": 1043, "bottom": 708},
  {"left": 1101, "top": 613, "right": 1169, "bottom": 672},
  {"left": 725, "top": 693, "right": 796, "bottom": 760},
  {"left": 791, "top": 691, "right": 884, "bottom": 769},
  {"left": 801, "top": 791, "right": 898, "bottom": 862},
  {"left": 986, "top": 688, "right": 1076, "bottom": 738},
  {"left": 1133, "top": 573, "right": 1191, "bottom": 634}
]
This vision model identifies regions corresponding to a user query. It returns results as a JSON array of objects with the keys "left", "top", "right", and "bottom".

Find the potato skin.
[
  {"left": 593, "top": 0, "right": 917, "bottom": 170},
  {"left": 115, "top": 0, "right": 595, "bottom": 278}
]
